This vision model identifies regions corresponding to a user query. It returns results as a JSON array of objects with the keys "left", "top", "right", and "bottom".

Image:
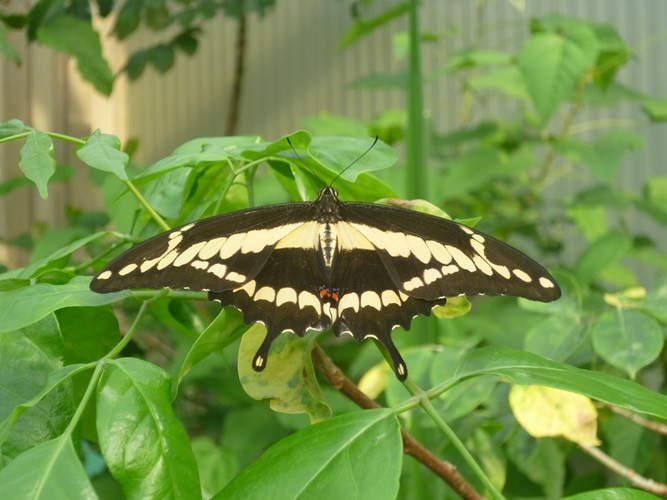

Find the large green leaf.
[
  {"left": 0, "top": 276, "right": 129, "bottom": 333},
  {"left": 518, "top": 26, "right": 597, "bottom": 122},
  {"left": 18, "top": 130, "right": 55, "bottom": 199},
  {"left": 0, "top": 316, "right": 76, "bottom": 459},
  {"left": 97, "top": 358, "right": 200, "bottom": 498},
  {"left": 0, "top": 437, "right": 98, "bottom": 499},
  {"left": 451, "top": 347, "right": 667, "bottom": 419},
  {"left": 37, "top": 14, "right": 113, "bottom": 96},
  {"left": 218, "top": 409, "right": 401, "bottom": 499}
]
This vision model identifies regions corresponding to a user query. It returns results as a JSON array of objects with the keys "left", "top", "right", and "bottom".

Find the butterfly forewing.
[
  {"left": 91, "top": 187, "right": 560, "bottom": 380},
  {"left": 340, "top": 202, "right": 560, "bottom": 302},
  {"left": 90, "top": 203, "right": 314, "bottom": 294}
]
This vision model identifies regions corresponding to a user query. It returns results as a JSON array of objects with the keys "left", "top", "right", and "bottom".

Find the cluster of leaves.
[
  {"left": 1, "top": 5, "right": 667, "bottom": 500},
  {"left": 0, "top": 0, "right": 275, "bottom": 95}
]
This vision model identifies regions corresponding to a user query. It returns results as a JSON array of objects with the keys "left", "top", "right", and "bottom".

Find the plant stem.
[
  {"left": 403, "top": 378, "right": 505, "bottom": 500},
  {"left": 123, "top": 180, "right": 171, "bottom": 232},
  {"left": 405, "top": 0, "right": 428, "bottom": 200},
  {"left": 226, "top": 0, "right": 247, "bottom": 136}
]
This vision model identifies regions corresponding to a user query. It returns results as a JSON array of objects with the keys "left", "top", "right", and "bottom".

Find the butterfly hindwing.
[{"left": 329, "top": 245, "right": 448, "bottom": 379}]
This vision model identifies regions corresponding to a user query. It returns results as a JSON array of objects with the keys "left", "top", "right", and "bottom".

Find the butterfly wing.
[{"left": 90, "top": 202, "right": 317, "bottom": 294}]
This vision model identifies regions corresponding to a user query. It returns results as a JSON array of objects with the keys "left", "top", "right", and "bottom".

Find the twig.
[
  {"left": 606, "top": 405, "right": 667, "bottom": 435},
  {"left": 578, "top": 444, "right": 667, "bottom": 497},
  {"left": 311, "top": 344, "right": 483, "bottom": 500},
  {"left": 225, "top": 0, "right": 247, "bottom": 136}
]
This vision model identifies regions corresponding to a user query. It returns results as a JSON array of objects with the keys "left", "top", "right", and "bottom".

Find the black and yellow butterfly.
[{"left": 91, "top": 179, "right": 560, "bottom": 380}]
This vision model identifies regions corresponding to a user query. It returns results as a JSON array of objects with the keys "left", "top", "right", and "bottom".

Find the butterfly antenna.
[
  {"left": 329, "top": 135, "right": 379, "bottom": 188},
  {"left": 286, "top": 137, "right": 325, "bottom": 187}
]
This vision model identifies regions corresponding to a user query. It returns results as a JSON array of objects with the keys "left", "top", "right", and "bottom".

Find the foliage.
[
  {"left": 0, "top": 0, "right": 275, "bottom": 95},
  {"left": 1, "top": 4, "right": 667, "bottom": 500}
]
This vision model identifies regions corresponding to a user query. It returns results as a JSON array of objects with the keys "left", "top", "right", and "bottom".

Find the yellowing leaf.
[
  {"left": 509, "top": 385, "right": 600, "bottom": 446},
  {"left": 358, "top": 362, "right": 390, "bottom": 399},
  {"left": 238, "top": 325, "right": 331, "bottom": 423}
]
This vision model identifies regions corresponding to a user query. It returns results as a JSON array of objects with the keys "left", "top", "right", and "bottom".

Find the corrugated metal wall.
[{"left": 1, "top": 0, "right": 665, "bottom": 266}]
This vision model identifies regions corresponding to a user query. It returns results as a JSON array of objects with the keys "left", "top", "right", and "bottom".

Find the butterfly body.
[{"left": 91, "top": 187, "right": 560, "bottom": 380}]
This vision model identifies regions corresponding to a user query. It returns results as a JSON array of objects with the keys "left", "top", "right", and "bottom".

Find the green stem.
[
  {"left": 123, "top": 180, "right": 171, "bottom": 232},
  {"left": 405, "top": 0, "right": 428, "bottom": 200},
  {"left": 104, "top": 300, "right": 152, "bottom": 359},
  {"left": 63, "top": 363, "right": 104, "bottom": 436},
  {"left": 403, "top": 378, "right": 505, "bottom": 500}
]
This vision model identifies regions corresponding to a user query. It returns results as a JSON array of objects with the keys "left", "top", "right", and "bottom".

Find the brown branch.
[
  {"left": 225, "top": 0, "right": 247, "bottom": 136},
  {"left": 578, "top": 444, "right": 667, "bottom": 497},
  {"left": 311, "top": 344, "right": 483, "bottom": 500},
  {"left": 606, "top": 405, "right": 667, "bottom": 435}
]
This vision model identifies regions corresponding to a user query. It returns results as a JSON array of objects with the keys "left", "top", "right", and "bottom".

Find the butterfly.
[{"left": 91, "top": 179, "right": 560, "bottom": 380}]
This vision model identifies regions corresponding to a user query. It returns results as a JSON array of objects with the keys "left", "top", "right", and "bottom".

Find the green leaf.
[
  {"left": 114, "top": 0, "right": 143, "bottom": 39},
  {"left": 56, "top": 307, "right": 121, "bottom": 364},
  {"left": 175, "top": 307, "right": 247, "bottom": 394},
  {"left": 564, "top": 487, "right": 661, "bottom": 500},
  {"left": 0, "top": 25, "right": 21, "bottom": 64},
  {"left": 573, "top": 230, "right": 632, "bottom": 287},
  {"left": 566, "top": 204, "right": 608, "bottom": 241},
  {"left": 338, "top": 2, "right": 409, "bottom": 48},
  {"left": 0, "top": 276, "right": 130, "bottom": 333},
  {"left": 444, "top": 49, "right": 513, "bottom": 72},
  {"left": 591, "top": 23, "right": 632, "bottom": 89},
  {"left": 524, "top": 313, "right": 585, "bottom": 362},
  {"left": 0, "top": 437, "right": 98, "bottom": 499},
  {"left": 218, "top": 409, "right": 401, "bottom": 499},
  {"left": 592, "top": 310, "right": 664, "bottom": 379},
  {"left": 149, "top": 44, "right": 175, "bottom": 73},
  {"left": 452, "top": 347, "right": 667, "bottom": 420},
  {"left": 0, "top": 363, "right": 88, "bottom": 447},
  {"left": 97, "top": 358, "right": 200, "bottom": 498},
  {"left": 642, "top": 95, "right": 667, "bottom": 121},
  {"left": 645, "top": 176, "right": 667, "bottom": 212},
  {"left": 37, "top": 14, "right": 113, "bottom": 96},
  {"left": 238, "top": 325, "right": 331, "bottom": 423},
  {"left": 0, "top": 231, "right": 114, "bottom": 280},
  {"left": 0, "top": 118, "right": 29, "bottom": 139},
  {"left": 430, "top": 349, "right": 497, "bottom": 421},
  {"left": 507, "top": 432, "right": 565, "bottom": 499},
  {"left": 18, "top": 130, "right": 56, "bottom": 199},
  {"left": 557, "top": 131, "right": 644, "bottom": 185},
  {"left": 308, "top": 135, "right": 398, "bottom": 182},
  {"left": 76, "top": 130, "right": 129, "bottom": 180},
  {"left": 192, "top": 437, "right": 239, "bottom": 495},
  {"left": 301, "top": 114, "right": 368, "bottom": 137},
  {"left": 471, "top": 67, "right": 530, "bottom": 100},
  {"left": 124, "top": 48, "right": 150, "bottom": 80},
  {"left": 0, "top": 316, "right": 77, "bottom": 455},
  {"left": 518, "top": 27, "right": 597, "bottom": 122},
  {"left": 441, "top": 145, "right": 534, "bottom": 199},
  {"left": 349, "top": 71, "right": 407, "bottom": 90}
]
